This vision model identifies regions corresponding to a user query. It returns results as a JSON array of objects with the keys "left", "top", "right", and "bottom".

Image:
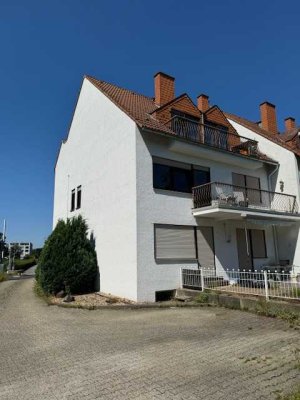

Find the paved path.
[{"left": 0, "top": 278, "right": 299, "bottom": 400}]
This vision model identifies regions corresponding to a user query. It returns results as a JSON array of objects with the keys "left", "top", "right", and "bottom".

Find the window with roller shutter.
[{"left": 154, "top": 224, "right": 215, "bottom": 268}]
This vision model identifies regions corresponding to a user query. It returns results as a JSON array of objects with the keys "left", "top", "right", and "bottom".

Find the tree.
[
  {"left": 31, "top": 248, "right": 43, "bottom": 259},
  {"left": 0, "top": 233, "right": 8, "bottom": 262},
  {"left": 9, "top": 244, "right": 22, "bottom": 270},
  {"left": 36, "top": 216, "right": 98, "bottom": 295},
  {"left": 10, "top": 244, "right": 22, "bottom": 259}
]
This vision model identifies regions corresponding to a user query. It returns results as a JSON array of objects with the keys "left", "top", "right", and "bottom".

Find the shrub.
[
  {"left": 0, "top": 272, "right": 7, "bottom": 282},
  {"left": 14, "top": 256, "right": 36, "bottom": 271},
  {"left": 195, "top": 292, "right": 209, "bottom": 303},
  {"left": 36, "top": 216, "right": 98, "bottom": 295}
]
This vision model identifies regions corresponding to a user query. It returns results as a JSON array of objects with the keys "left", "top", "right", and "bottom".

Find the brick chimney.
[
  {"left": 154, "top": 72, "right": 175, "bottom": 106},
  {"left": 284, "top": 117, "right": 296, "bottom": 132},
  {"left": 197, "top": 94, "right": 209, "bottom": 112},
  {"left": 260, "top": 102, "right": 278, "bottom": 134}
]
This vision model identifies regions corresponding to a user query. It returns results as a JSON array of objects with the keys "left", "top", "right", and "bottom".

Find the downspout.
[{"left": 268, "top": 163, "right": 280, "bottom": 264}]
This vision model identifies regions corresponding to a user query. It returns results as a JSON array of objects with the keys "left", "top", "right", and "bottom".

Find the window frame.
[
  {"left": 154, "top": 223, "right": 215, "bottom": 264},
  {"left": 249, "top": 229, "right": 267, "bottom": 259},
  {"left": 153, "top": 157, "right": 210, "bottom": 194},
  {"left": 232, "top": 173, "right": 262, "bottom": 203},
  {"left": 70, "top": 189, "right": 76, "bottom": 212},
  {"left": 76, "top": 186, "right": 82, "bottom": 209},
  {"left": 154, "top": 224, "right": 197, "bottom": 261}
]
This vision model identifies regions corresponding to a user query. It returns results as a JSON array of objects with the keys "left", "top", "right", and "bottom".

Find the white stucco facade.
[
  {"left": 53, "top": 78, "right": 300, "bottom": 302},
  {"left": 135, "top": 130, "right": 280, "bottom": 301},
  {"left": 54, "top": 79, "right": 139, "bottom": 300}
]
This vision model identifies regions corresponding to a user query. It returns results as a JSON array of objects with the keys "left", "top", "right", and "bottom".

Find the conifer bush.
[{"left": 36, "top": 216, "right": 98, "bottom": 295}]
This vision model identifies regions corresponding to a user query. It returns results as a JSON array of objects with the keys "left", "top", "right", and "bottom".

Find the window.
[
  {"left": 204, "top": 122, "right": 228, "bottom": 150},
  {"left": 193, "top": 168, "right": 210, "bottom": 187},
  {"left": 153, "top": 157, "right": 210, "bottom": 194},
  {"left": 232, "top": 173, "right": 261, "bottom": 204},
  {"left": 71, "top": 189, "right": 75, "bottom": 211},
  {"left": 76, "top": 186, "right": 82, "bottom": 209},
  {"left": 250, "top": 229, "right": 267, "bottom": 258},
  {"left": 154, "top": 224, "right": 215, "bottom": 266},
  {"left": 153, "top": 164, "right": 173, "bottom": 191},
  {"left": 171, "top": 110, "right": 200, "bottom": 141},
  {"left": 155, "top": 225, "right": 196, "bottom": 260}
]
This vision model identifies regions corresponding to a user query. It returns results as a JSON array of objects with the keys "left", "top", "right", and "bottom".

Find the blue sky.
[{"left": 0, "top": 0, "right": 299, "bottom": 247}]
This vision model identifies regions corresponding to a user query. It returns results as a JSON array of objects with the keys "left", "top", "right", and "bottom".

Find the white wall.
[
  {"left": 54, "top": 79, "right": 139, "bottom": 300},
  {"left": 228, "top": 119, "right": 300, "bottom": 269},
  {"left": 135, "top": 130, "right": 275, "bottom": 302}
]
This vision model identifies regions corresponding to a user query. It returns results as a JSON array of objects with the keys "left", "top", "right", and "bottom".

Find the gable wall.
[
  {"left": 154, "top": 96, "right": 201, "bottom": 125},
  {"left": 54, "top": 79, "right": 139, "bottom": 300},
  {"left": 205, "top": 108, "right": 236, "bottom": 134}
]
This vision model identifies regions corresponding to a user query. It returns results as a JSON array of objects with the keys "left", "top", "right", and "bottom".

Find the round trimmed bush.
[{"left": 36, "top": 216, "right": 98, "bottom": 295}]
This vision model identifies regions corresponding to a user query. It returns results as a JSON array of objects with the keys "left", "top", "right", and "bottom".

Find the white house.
[
  {"left": 53, "top": 72, "right": 300, "bottom": 302},
  {"left": 9, "top": 242, "right": 33, "bottom": 259}
]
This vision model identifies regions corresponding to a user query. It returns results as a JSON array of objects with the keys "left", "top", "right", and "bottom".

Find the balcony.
[
  {"left": 165, "top": 116, "right": 259, "bottom": 159},
  {"left": 192, "top": 182, "right": 299, "bottom": 220}
]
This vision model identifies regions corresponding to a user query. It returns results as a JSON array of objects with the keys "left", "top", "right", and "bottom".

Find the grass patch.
[
  {"left": 255, "top": 299, "right": 299, "bottom": 326},
  {"left": 14, "top": 256, "right": 36, "bottom": 271},
  {"left": 277, "top": 388, "right": 300, "bottom": 400},
  {"left": 0, "top": 272, "right": 7, "bottom": 282},
  {"left": 33, "top": 281, "right": 50, "bottom": 304},
  {"left": 194, "top": 292, "right": 209, "bottom": 303}
]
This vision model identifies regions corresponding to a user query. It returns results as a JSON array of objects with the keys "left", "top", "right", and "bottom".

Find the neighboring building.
[
  {"left": 9, "top": 242, "right": 33, "bottom": 259},
  {"left": 53, "top": 72, "right": 300, "bottom": 302}
]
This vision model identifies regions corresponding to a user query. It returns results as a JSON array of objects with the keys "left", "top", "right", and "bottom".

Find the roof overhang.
[{"left": 141, "top": 127, "right": 278, "bottom": 170}]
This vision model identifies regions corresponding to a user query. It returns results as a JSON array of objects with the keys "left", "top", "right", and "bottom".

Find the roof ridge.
[
  {"left": 85, "top": 75, "right": 156, "bottom": 102},
  {"left": 225, "top": 111, "right": 284, "bottom": 139}
]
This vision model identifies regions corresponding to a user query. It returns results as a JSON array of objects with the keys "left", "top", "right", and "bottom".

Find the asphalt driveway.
[{"left": 0, "top": 278, "right": 299, "bottom": 400}]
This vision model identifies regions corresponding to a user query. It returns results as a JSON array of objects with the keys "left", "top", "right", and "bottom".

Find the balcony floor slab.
[{"left": 192, "top": 206, "right": 300, "bottom": 222}]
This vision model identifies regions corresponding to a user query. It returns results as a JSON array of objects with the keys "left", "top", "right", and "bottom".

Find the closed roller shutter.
[
  {"left": 155, "top": 225, "right": 196, "bottom": 260},
  {"left": 196, "top": 226, "right": 215, "bottom": 269}
]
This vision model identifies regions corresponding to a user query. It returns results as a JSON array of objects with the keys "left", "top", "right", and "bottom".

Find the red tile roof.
[
  {"left": 225, "top": 112, "right": 300, "bottom": 157},
  {"left": 280, "top": 127, "right": 300, "bottom": 143},
  {"left": 85, "top": 75, "right": 275, "bottom": 162},
  {"left": 86, "top": 75, "right": 174, "bottom": 135}
]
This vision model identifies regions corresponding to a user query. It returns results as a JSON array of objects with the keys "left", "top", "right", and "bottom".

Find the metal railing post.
[
  {"left": 180, "top": 267, "right": 183, "bottom": 289},
  {"left": 263, "top": 270, "right": 269, "bottom": 301},
  {"left": 200, "top": 268, "right": 205, "bottom": 292}
]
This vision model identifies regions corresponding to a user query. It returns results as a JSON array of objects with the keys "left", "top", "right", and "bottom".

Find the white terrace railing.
[{"left": 181, "top": 268, "right": 300, "bottom": 302}]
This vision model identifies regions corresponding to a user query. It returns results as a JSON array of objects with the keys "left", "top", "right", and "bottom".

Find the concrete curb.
[
  {"left": 47, "top": 300, "right": 213, "bottom": 311},
  {"left": 40, "top": 287, "right": 300, "bottom": 321},
  {"left": 176, "top": 289, "right": 300, "bottom": 319}
]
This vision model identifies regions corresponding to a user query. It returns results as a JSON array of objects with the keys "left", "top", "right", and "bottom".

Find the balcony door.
[
  {"left": 236, "top": 228, "right": 267, "bottom": 271},
  {"left": 232, "top": 173, "right": 261, "bottom": 207}
]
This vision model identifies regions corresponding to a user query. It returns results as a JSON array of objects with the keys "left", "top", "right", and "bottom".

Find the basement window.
[{"left": 155, "top": 290, "right": 175, "bottom": 302}]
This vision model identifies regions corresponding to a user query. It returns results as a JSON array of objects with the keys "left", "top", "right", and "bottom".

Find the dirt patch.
[{"left": 50, "top": 292, "right": 135, "bottom": 307}]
